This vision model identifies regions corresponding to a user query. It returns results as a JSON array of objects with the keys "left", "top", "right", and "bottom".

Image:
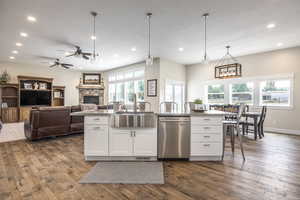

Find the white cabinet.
[
  {"left": 109, "top": 128, "right": 157, "bottom": 157},
  {"left": 84, "top": 116, "right": 109, "bottom": 157},
  {"left": 109, "top": 129, "right": 133, "bottom": 156},
  {"left": 133, "top": 129, "right": 157, "bottom": 156},
  {"left": 190, "top": 116, "right": 223, "bottom": 161}
]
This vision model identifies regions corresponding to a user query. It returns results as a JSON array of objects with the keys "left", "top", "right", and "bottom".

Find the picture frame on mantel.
[
  {"left": 147, "top": 79, "right": 157, "bottom": 97},
  {"left": 83, "top": 73, "right": 101, "bottom": 85}
]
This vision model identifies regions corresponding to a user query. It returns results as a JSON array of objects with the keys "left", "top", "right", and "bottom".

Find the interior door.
[
  {"left": 133, "top": 129, "right": 157, "bottom": 156},
  {"left": 109, "top": 129, "right": 133, "bottom": 156}
]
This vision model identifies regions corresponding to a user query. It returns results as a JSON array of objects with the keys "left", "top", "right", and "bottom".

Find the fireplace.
[{"left": 84, "top": 96, "right": 100, "bottom": 105}]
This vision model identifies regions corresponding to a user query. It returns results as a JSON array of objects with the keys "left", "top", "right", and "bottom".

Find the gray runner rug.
[{"left": 79, "top": 162, "right": 164, "bottom": 184}]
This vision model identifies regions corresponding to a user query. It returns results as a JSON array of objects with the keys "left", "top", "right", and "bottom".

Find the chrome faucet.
[{"left": 133, "top": 93, "right": 137, "bottom": 113}]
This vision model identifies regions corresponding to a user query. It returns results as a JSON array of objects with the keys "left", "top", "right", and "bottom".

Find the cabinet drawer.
[
  {"left": 191, "top": 125, "right": 222, "bottom": 133},
  {"left": 85, "top": 116, "right": 108, "bottom": 125},
  {"left": 191, "top": 133, "right": 221, "bottom": 142},
  {"left": 85, "top": 125, "right": 108, "bottom": 132},
  {"left": 191, "top": 142, "right": 222, "bottom": 156},
  {"left": 191, "top": 116, "right": 223, "bottom": 125}
]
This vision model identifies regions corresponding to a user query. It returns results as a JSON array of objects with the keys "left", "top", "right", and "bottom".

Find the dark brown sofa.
[{"left": 24, "top": 106, "right": 84, "bottom": 140}]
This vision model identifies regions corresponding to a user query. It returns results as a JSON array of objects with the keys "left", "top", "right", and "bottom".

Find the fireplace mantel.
[
  {"left": 76, "top": 84, "right": 104, "bottom": 90},
  {"left": 76, "top": 84, "right": 104, "bottom": 105}
]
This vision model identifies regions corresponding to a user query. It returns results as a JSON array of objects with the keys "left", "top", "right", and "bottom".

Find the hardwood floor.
[{"left": 1, "top": 133, "right": 300, "bottom": 200}]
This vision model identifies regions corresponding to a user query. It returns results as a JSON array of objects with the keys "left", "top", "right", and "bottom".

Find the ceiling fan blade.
[
  {"left": 49, "top": 64, "right": 57, "bottom": 68},
  {"left": 66, "top": 53, "right": 76, "bottom": 57},
  {"left": 82, "top": 52, "right": 92, "bottom": 56},
  {"left": 82, "top": 55, "right": 90, "bottom": 60},
  {"left": 61, "top": 63, "right": 73, "bottom": 67}
]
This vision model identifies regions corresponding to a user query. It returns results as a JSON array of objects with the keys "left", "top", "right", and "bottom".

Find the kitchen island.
[{"left": 72, "top": 110, "right": 226, "bottom": 161}]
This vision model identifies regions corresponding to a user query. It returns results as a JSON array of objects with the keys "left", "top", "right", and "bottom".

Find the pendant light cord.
[
  {"left": 203, "top": 13, "right": 209, "bottom": 61},
  {"left": 147, "top": 13, "right": 152, "bottom": 58}
]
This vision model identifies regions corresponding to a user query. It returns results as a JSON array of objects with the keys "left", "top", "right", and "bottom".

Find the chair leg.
[
  {"left": 230, "top": 126, "right": 235, "bottom": 154},
  {"left": 222, "top": 124, "right": 227, "bottom": 160},
  {"left": 236, "top": 125, "right": 245, "bottom": 161}
]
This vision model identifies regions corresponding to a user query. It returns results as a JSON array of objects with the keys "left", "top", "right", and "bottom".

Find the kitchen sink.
[{"left": 110, "top": 112, "right": 156, "bottom": 128}]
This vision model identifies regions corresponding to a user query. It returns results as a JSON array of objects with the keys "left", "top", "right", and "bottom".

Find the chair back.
[
  {"left": 259, "top": 106, "right": 267, "bottom": 125},
  {"left": 237, "top": 104, "right": 246, "bottom": 124}
]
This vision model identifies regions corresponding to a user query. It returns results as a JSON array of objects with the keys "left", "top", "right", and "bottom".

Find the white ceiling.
[{"left": 0, "top": 0, "right": 300, "bottom": 71}]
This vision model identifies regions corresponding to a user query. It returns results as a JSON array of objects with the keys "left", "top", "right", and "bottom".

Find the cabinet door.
[
  {"left": 84, "top": 125, "right": 109, "bottom": 156},
  {"left": 109, "top": 129, "right": 133, "bottom": 156},
  {"left": 133, "top": 129, "right": 157, "bottom": 156}
]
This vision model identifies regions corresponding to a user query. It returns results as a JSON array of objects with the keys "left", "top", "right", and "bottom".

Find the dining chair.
[
  {"left": 242, "top": 106, "right": 267, "bottom": 138},
  {"left": 222, "top": 104, "right": 246, "bottom": 161}
]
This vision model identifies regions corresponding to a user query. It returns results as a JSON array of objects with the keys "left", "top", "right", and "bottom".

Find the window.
[
  {"left": 230, "top": 82, "right": 254, "bottom": 104},
  {"left": 260, "top": 80, "right": 291, "bottom": 106},
  {"left": 108, "top": 68, "right": 145, "bottom": 104},
  {"left": 165, "top": 81, "right": 185, "bottom": 112},
  {"left": 207, "top": 84, "right": 225, "bottom": 104}
]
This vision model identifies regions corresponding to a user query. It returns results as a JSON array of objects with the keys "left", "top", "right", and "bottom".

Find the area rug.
[{"left": 79, "top": 162, "right": 164, "bottom": 184}]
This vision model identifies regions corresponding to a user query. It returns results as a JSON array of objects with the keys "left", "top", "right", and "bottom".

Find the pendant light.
[
  {"left": 90, "top": 11, "right": 99, "bottom": 63},
  {"left": 214, "top": 46, "right": 242, "bottom": 79},
  {"left": 202, "top": 13, "right": 210, "bottom": 64},
  {"left": 145, "top": 13, "right": 153, "bottom": 66}
]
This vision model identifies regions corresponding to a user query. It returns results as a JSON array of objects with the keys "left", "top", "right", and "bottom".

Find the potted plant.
[{"left": 193, "top": 99, "right": 205, "bottom": 111}]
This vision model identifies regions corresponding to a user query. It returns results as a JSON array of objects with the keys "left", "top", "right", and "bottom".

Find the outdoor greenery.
[
  {"left": 194, "top": 99, "right": 203, "bottom": 104},
  {"left": 208, "top": 85, "right": 224, "bottom": 93}
]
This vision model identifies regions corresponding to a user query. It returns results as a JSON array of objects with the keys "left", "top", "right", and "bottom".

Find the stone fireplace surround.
[{"left": 77, "top": 85, "right": 104, "bottom": 105}]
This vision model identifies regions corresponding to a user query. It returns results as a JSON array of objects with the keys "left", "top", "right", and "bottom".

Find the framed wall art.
[{"left": 147, "top": 79, "right": 157, "bottom": 97}]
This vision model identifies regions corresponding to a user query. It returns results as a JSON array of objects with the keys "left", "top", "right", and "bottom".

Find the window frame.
[
  {"left": 108, "top": 67, "right": 145, "bottom": 104},
  {"left": 203, "top": 73, "right": 294, "bottom": 110},
  {"left": 229, "top": 82, "right": 254, "bottom": 105},
  {"left": 205, "top": 84, "right": 225, "bottom": 105}
]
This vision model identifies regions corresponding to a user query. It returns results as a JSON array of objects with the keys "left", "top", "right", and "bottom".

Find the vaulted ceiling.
[{"left": 0, "top": 0, "right": 300, "bottom": 70}]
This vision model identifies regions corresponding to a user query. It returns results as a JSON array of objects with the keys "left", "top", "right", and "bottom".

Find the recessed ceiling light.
[
  {"left": 27, "top": 16, "right": 36, "bottom": 22},
  {"left": 131, "top": 47, "right": 137, "bottom": 52},
  {"left": 12, "top": 50, "right": 18, "bottom": 54},
  {"left": 277, "top": 42, "right": 283, "bottom": 47},
  {"left": 20, "top": 32, "right": 28, "bottom": 37},
  {"left": 15, "top": 42, "right": 23, "bottom": 47},
  {"left": 90, "top": 35, "right": 96, "bottom": 40},
  {"left": 9, "top": 56, "right": 15, "bottom": 60},
  {"left": 113, "top": 54, "right": 119, "bottom": 58},
  {"left": 178, "top": 47, "right": 184, "bottom": 52},
  {"left": 267, "top": 23, "right": 276, "bottom": 29},
  {"left": 64, "top": 52, "right": 71, "bottom": 56}
]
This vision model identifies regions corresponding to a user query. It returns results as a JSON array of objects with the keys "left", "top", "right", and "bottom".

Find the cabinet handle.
[
  {"left": 203, "top": 118, "right": 210, "bottom": 121},
  {"left": 204, "top": 135, "right": 210, "bottom": 138},
  {"left": 93, "top": 118, "right": 100, "bottom": 121},
  {"left": 134, "top": 131, "right": 136, "bottom": 137},
  {"left": 93, "top": 127, "right": 101, "bottom": 130},
  {"left": 203, "top": 144, "right": 210, "bottom": 147},
  {"left": 204, "top": 127, "right": 211, "bottom": 130}
]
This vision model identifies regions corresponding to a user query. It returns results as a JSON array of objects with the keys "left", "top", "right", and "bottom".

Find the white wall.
[
  {"left": 0, "top": 62, "right": 81, "bottom": 105},
  {"left": 186, "top": 46, "right": 300, "bottom": 134}
]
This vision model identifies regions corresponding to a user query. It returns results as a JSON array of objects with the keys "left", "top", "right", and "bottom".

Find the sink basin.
[{"left": 110, "top": 112, "right": 156, "bottom": 128}]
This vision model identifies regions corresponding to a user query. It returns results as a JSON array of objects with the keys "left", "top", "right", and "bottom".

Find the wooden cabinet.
[
  {"left": 0, "top": 83, "right": 19, "bottom": 123},
  {"left": 109, "top": 129, "right": 133, "bottom": 156},
  {"left": 190, "top": 116, "right": 223, "bottom": 161},
  {"left": 52, "top": 86, "right": 65, "bottom": 106},
  {"left": 19, "top": 107, "right": 32, "bottom": 121},
  {"left": 109, "top": 128, "right": 157, "bottom": 157},
  {"left": 84, "top": 116, "right": 109, "bottom": 157},
  {"left": 1, "top": 107, "right": 18, "bottom": 123},
  {"left": 133, "top": 129, "right": 157, "bottom": 156}
]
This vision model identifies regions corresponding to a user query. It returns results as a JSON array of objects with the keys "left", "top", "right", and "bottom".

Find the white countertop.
[{"left": 71, "top": 110, "right": 227, "bottom": 116}]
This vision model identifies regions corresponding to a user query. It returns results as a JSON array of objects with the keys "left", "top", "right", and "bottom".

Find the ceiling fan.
[
  {"left": 66, "top": 45, "right": 92, "bottom": 60},
  {"left": 48, "top": 59, "right": 74, "bottom": 69}
]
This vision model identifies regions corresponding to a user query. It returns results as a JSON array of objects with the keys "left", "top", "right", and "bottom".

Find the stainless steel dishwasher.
[{"left": 158, "top": 116, "right": 190, "bottom": 159}]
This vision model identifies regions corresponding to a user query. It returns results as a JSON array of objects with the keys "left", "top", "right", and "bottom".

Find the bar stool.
[{"left": 222, "top": 104, "right": 246, "bottom": 161}]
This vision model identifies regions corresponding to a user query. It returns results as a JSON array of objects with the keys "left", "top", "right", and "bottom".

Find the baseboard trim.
[{"left": 265, "top": 127, "right": 300, "bottom": 136}]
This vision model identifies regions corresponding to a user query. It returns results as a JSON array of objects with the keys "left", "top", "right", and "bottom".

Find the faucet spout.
[{"left": 133, "top": 93, "right": 137, "bottom": 112}]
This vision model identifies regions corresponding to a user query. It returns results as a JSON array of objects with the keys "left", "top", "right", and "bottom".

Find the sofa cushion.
[{"left": 70, "top": 123, "right": 84, "bottom": 132}]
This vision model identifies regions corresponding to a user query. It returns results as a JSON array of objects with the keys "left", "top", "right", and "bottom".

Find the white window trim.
[{"left": 203, "top": 73, "right": 294, "bottom": 110}]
